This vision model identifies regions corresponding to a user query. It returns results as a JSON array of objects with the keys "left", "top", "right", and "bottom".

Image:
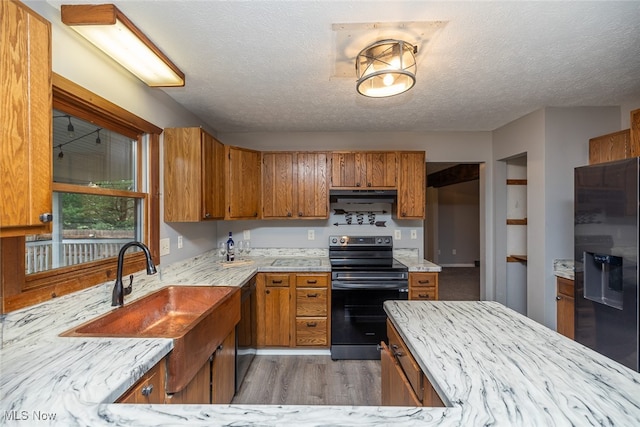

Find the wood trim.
[
  {"left": 52, "top": 73, "right": 162, "bottom": 135},
  {"left": 506, "top": 179, "right": 527, "bottom": 185},
  {"left": 507, "top": 255, "right": 528, "bottom": 263},
  {"left": 506, "top": 218, "right": 527, "bottom": 225},
  {"left": 148, "top": 133, "right": 160, "bottom": 265},
  {"left": 52, "top": 182, "right": 146, "bottom": 198},
  {"left": 427, "top": 163, "right": 479, "bottom": 188}
]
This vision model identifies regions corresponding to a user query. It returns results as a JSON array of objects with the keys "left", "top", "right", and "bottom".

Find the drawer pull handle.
[
  {"left": 307, "top": 293, "right": 319, "bottom": 298},
  {"left": 418, "top": 294, "right": 430, "bottom": 299},
  {"left": 391, "top": 344, "right": 403, "bottom": 358},
  {"left": 306, "top": 280, "right": 318, "bottom": 284},
  {"left": 306, "top": 322, "right": 317, "bottom": 327},
  {"left": 271, "top": 280, "right": 283, "bottom": 284},
  {"left": 141, "top": 385, "right": 153, "bottom": 396},
  {"left": 418, "top": 279, "right": 430, "bottom": 284}
]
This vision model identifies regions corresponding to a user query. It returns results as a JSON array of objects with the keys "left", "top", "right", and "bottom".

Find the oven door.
[{"left": 330, "top": 284, "right": 408, "bottom": 360}]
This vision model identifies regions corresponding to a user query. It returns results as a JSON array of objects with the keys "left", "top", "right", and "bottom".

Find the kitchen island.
[{"left": 2, "top": 252, "right": 639, "bottom": 426}]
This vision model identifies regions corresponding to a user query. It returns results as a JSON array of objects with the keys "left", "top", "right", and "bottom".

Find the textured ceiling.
[{"left": 49, "top": 1, "right": 640, "bottom": 133}]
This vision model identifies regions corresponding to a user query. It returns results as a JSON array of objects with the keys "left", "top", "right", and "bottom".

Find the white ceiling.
[{"left": 50, "top": 1, "right": 640, "bottom": 133}]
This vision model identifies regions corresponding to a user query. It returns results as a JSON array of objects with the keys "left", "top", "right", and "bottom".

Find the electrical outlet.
[
  {"left": 307, "top": 230, "right": 315, "bottom": 240},
  {"left": 452, "top": 249, "right": 457, "bottom": 255},
  {"left": 394, "top": 230, "right": 401, "bottom": 240},
  {"left": 160, "top": 238, "right": 170, "bottom": 256},
  {"left": 177, "top": 235, "right": 183, "bottom": 249},
  {"left": 410, "top": 230, "right": 417, "bottom": 240},
  {"left": 243, "top": 229, "right": 251, "bottom": 240}
]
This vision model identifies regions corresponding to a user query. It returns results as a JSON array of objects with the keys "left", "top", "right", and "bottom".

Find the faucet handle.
[{"left": 124, "top": 274, "right": 133, "bottom": 296}]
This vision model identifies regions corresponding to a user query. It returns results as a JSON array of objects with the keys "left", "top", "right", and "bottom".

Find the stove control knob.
[
  {"left": 384, "top": 237, "right": 391, "bottom": 244},
  {"left": 340, "top": 237, "right": 346, "bottom": 244},
  {"left": 376, "top": 238, "right": 383, "bottom": 244},
  {"left": 331, "top": 237, "right": 338, "bottom": 244}
]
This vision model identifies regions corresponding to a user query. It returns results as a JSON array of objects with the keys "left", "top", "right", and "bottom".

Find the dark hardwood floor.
[{"left": 232, "top": 355, "right": 381, "bottom": 406}]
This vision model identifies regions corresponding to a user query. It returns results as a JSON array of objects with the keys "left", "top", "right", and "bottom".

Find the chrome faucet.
[{"left": 112, "top": 241, "right": 157, "bottom": 307}]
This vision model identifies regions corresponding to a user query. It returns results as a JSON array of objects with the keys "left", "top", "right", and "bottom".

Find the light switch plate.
[
  {"left": 308, "top": 230, "right": 315, "bottom": 240},
  {"left": 177, "top": 235, "right": 183, "bottom": 249},
  {"left": 243, "top": 229, "right": 251, "bottom": 240},
  {"left": 394, "top": 230, "right": 401, "bottom": 240},
  {"left": 160, "top": 238, "right": 170, "bottom": 256},
  {"left": 410, "top": 230, "right": 417, "bottom": 239}
]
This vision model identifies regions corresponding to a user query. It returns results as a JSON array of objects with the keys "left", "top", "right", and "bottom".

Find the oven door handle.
[{"left": 332, "top": 282, "right": 408, "bottom": 291}]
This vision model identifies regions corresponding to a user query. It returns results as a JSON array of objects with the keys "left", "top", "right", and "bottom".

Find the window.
[
  {"left": 0, "top": 74, "right": 161, "bottom": 312},
  {"left": 25, "top": 110, "right": 144, "bottom": 274}
]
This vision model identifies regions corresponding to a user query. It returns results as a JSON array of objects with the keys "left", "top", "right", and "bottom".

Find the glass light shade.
[
  {"left": 356, "top": 40, "right": 416, "bottom": 98},
  {"left": 61, "top": 4, "right": 184, "bottom": 87}
]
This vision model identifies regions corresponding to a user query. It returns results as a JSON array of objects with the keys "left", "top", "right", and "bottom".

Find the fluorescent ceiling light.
[{"left": 61, "top": 4, "right": 185, "bottom": 87}]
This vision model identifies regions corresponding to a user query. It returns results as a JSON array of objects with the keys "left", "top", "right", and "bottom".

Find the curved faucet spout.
[{"left": 112, "top": 241, "right": 157, "bottom": 307}]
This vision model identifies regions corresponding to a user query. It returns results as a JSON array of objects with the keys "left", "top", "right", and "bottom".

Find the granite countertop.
[
  {"left": 384, "top": 300, "right": 640, "bottom": 426},
  {"left": 553, "top": 258, "right": 574, "bottom": 280},
  {"left": 1, "top": 250, "right": 447, "bottom": 426}
]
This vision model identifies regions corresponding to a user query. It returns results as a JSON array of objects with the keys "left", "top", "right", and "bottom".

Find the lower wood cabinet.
[
  {"left": 256, "top": 272, "right": 330, "bottom": 348},
  {"left": 409, "top": 272, "right": 439, "bottom": 301},
  {"left": 211, "top": 329, "right": 236, "bottom": 404},
  {"left": 556, "top": 277, "right": 575, "bottom": 340},
  {"left": 116, "top": 358, "right": 166, "bottom": 404},
  {"left": 381, "top": 320, "right": 445, "bottom": 407}
]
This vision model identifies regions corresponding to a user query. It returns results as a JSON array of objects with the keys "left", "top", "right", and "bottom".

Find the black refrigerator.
[{"left": 575, "top": 157, "right": 639, "bottom": 371}]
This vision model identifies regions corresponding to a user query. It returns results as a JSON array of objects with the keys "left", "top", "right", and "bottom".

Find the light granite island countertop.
[{"left": 9, "top": 251, "right": 635, "bottom": 426}]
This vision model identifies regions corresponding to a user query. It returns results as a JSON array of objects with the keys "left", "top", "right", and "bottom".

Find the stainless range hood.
[{"left": 329, "top": 189, "right": 397, "bottom": 204}]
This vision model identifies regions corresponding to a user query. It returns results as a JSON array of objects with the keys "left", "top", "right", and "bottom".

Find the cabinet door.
[
  {"left": 380, "top": 342, "right": 422, "bottom": 406},
  {"left": 366, "top": 152, "right": 396, "bottom": 188},
  {"left": 556, "top": 277, "right": 575, "bottom": 340},
  {"left": 632, "top": 109, "right": 640, "bottom": 157},
  {"left": 226, "top": 146, "right": 261, "bottom": 219},
  {"left": 588, "top": 130, "right": 631, "bottom": 165},
  {"left": 397, "top": 151, "right": 425, "bottom": 219},
  {"left": 256, "top": 274, "right": 291, "bottom": 347},
  {"left": 262, "top": 152, "right": 295, "bottom": 218},
  {"left": 117, "top": 358, "right": 166, "bottom": 404},
  {"left": 165, "top": 356, "right": 211, "bottom": 404},
  {"left": 331, "top": 152, "right": 366, "bottom": 188},
  {"left": 212, "top": 330, "right": 236, "bottom": 404},
  {"left": 296, "top": 152, "right": 328, "bottom": 218},
  {"left": 1, "top": 0, "right": 52, "bottom": 237},
  {"left": 202, "top": 132, "right": 225, "bottom": 219},
  {"left": 164, "top": 127, "right": 203, "bottom": 222}
]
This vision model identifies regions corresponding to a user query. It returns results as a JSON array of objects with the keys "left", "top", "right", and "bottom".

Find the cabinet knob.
[
  {"left": 556, "top": 296, "right": 561, "bottom": 301},
  {"left": 39, "top": 213, "right": 53, "bottom": 223},
  {"left": 141, "top": 385, "right": 153, "bottom": 397},
  {"left": 266, "top": 290, "right": 270, "bottom": 294},
  {"left": 298, "top": 212, "right": 303, "bottom": 217},
  {"left": 367, "top": 183, "right": 372, "bottom": 187},
  {"left": 356, "top": 182, "right": 361, "bottom": 187},
  {"left": 253, "top": 212, "right": 258, "bottom": 217},
  {"left": 401, "top": 212, "right": 407, "bottom": 217},
  {"left": 287, "top": 212, "right": 292, "bottom": 217}
]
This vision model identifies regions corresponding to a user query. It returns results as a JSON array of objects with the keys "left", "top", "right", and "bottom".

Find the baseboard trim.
[
  {"left": 256, "top": 348, "right": 331, "bottom": 356},
  {"left": 439, "top": 263, "right": 476, "bottom": 267}
]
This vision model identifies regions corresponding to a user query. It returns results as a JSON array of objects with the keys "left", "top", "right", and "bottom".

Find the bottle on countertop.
[{"left": 226, "top": 232, "right": 235, "bottom": 262}]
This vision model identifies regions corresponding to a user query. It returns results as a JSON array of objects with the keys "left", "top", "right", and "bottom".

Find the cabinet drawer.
[
  {"left": 557, "top": 277, "right": 574, "bottom": 297},
  {"left": 295, "top": 318, "right": 328, "bottom": 346},
  {"left": 296, "top": 289, "right": 328, "bottom": 316},
  {"left": 387, "top": 320, "right": 423, "bottom": 401},
  {"left": 409, "top": 286, "right": 437, "bottom": 301},
  {"left": 265, "top": 274, "right": 290, "bottom": 287},
  {"left": 295, "top": 274, "right": 329, "bottom": 288},
  {"left": 117, "top": 358, "right": 166, "bottom": 404},
  {"left": 410, "top": 273, "right": 438, "bottom": 287}
]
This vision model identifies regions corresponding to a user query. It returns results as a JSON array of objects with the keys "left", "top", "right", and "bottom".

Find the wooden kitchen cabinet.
[
  {"left": 409, "top": 272, "right": 439, "bottom": 301},
  {"left": 330, "top": 151, "right": 396, "bottom": 188},
  {"left": 556, "top": 277, "right": 575, "bottom": 340},
  {"left": 165, "top": 355, "right": 211, "bottom": 404},
  {"left": 381, "top": 320, "right": 445, "bottom": 407},
  {"left": 295, "top": 273, "right": 330, "bottom": 346},
  {"left": 0, "top": 0, "right": 53, "bottom": 237},
  {"left": 631, "top": 108, "right": 640, "bottom": 158},
  {"left": 212, "top": 329, "right": 236, "bottom": 404},
  {"left": 256, "top": 273, "right": 291, "bottom": 347},
  {"left": 396, "top": 151, "right": 426, "bottom": 219},
  {"left": 262, "top": 151, "right": 328, "bottom": 219},
  {"left": 164, "top": 127, "right": 225, "bottom": 221},
  {"left": 226, "top": 145, "right": 261, "bottom": 219},
  {"left": 117, "top": 358, "right": 167, "bottom": 404},
  {"left": 588, "top": 129, "right": 632, "bottom": 165}
]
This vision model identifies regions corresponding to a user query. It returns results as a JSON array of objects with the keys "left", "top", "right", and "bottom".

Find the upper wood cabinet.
[
  {"left": 262, "top": 152, "right": 328, "bottom": 219},
  {"left": 631, "top": 108, "right": 640, "bottom": 157},
  {"left": 396, "top": 151, "right": 425, "bottom": 219},
  {"left": 164, "top": 127, "right": 225, "bottom": 221},
  {"left": 330, "top": 151, "right": 396, "bottom": 188},
  {"left": 588, "top": 129, "right": 632, "bottom": 165},
  {"left": 0, "top": 0, "right": 52, "bottom": 237},
  {"left": 226, "top": 145, "right": 261, "bottom": 219}
]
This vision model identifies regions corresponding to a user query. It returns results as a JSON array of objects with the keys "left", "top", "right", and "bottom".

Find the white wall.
[
  {"left": 27, "top": 1, "right": 220, "bottom": 267},
  {"left": 493, "top": 107, "right": 621, "bottom": 328}
]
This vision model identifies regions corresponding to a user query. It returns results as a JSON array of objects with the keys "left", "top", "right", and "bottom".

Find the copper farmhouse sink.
[{"left": 61, "top": 285, "right": 241, "bottom": 393}]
